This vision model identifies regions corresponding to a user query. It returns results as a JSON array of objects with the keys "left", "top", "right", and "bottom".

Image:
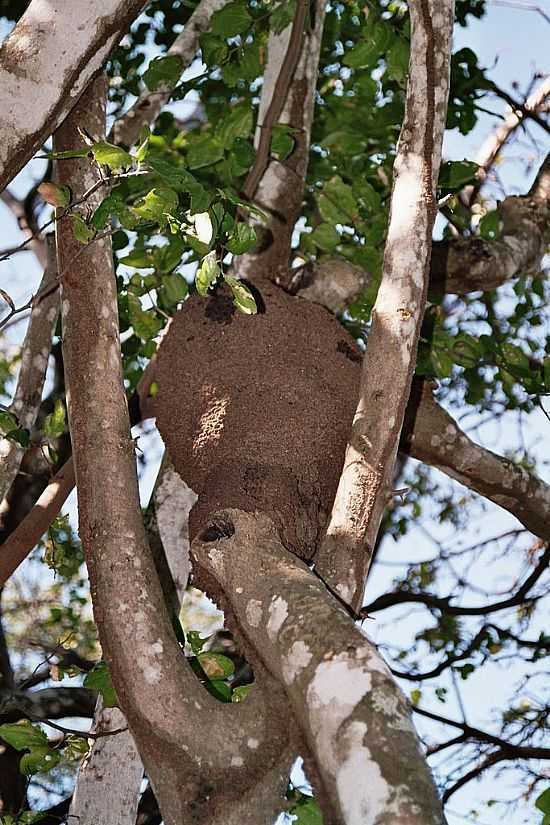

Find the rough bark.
[
  {"left": 431, "top": 152, "right": 550, "bottom": 296},
  {"left": 402, "top": 380, "right": 550, "bottom": 541},
  {"left": 316, "top": 1, "right": 455, "bottom": 613},
  {"left": 236, "top": 0, "right": 327, "bottom": 283},
  {"left": 192, "top": 509, "right": 444, "bottom": 825},
  {"left": 69, "top": 699, "right": 143, "bottom": 825},
  {"left": 0, "top": 236, "right": 58, "bottom": 502},
  {"left": 56, "top": 74, "right": 293, "bottom": 825},
  {"left": 0, "top": 0, "right": 148, "bottom": 192},
  {"left": 112, "top": 0, "right": 230, "bottom": 147}
]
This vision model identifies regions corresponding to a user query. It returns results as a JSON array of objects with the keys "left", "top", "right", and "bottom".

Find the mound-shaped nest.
[{"left": 152, "top": 278, "right": 361, "bottom": 559}]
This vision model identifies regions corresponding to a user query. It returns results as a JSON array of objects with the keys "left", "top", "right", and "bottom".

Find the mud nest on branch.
[{"left": 152, "top": 278, "right": 361, "bottom": 560}]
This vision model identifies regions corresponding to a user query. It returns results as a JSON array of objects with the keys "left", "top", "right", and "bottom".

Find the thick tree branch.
[
  {"left": 0, "top": 237, "right": 59, "bottom": 502},
  {"left": 56, "top": 74, "right": 292, "bottom": 825},
  {"left": 0, "top": 0, "right": 148, "bottom": 192},
  {"left": 402, "top": 381, "right": 550, "bottom": 543},
  {"left": 237, "top": 0, "right": 327, "bottom": 283},
  {"left": 112, "top": 0, "right": 230, "bottom": 147},
  {"left": 431, "top": 151, "right": 550, "bottom": 295},
  {"left": 316, "top": 1, "right": 454, "bottom": 613},
  {"left": 192, "top": 508, "right": 444, "bottom": 825}
]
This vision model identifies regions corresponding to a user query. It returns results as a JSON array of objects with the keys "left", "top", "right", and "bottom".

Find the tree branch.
[
  {"left": 192, "top": 508, "right": 445, "bottom": 825},
  {"left": 431, "top": 151, "right": 550, "bottom": 295},
  {"left": 55, "top": 74, "right": 292, "bottom": 825},
  {"left": 0, "top": 0, "right": 148, "bottom": 191},
  {"left": 111, "top": 0, "right": 231, "bottom": 147},
  {"left": 236, "top": 0, "right": 327, "bottom": 283},
  {"left": 315, "top": 0, "right": 454, "bottom": 613},
  {"left": 363, "top": 544, "right": 550, "bottom": 616},
  {"left": 0, "top": 237, "right": 59, "bottom": 503},
  {"left": 462, "top": 74, "right": 550, "bottom": 206},
  {"left": 402, "top": 380, "right": 550, "bottom": 543}
]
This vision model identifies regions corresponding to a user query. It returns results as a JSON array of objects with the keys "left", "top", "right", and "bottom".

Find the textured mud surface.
[{"left": 153, "top": 278, "right": 361, "bottom": 559}]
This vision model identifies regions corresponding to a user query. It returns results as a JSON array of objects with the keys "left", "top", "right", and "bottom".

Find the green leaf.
[
  {"left": 451, "top": 333, "right": 481, "bottom": 368},
  {"left": 5, "top": 427, "right": 30, "bottom": 447},
  {"left": 195, "top": 251, "right": 220, "bottom": 296},
  {"left": 83, "top": 661, "right": 118, "bottom": 708},
  {"left": 43, "top": 399, "right": 66, "bottom": 439},
  {"left": 0, "top": 410, "right": 18, "bottom": 435},
  {"left": 386, "top": 38, "right": 409, "bottom": 84},
  {"left": 211, "top": 1, "right": 251, "bottom": 38},
  {"left": 232, "top": 684, "right": 252, "bottom": 703},
  {"left": 119, "top": 249, "right": 155, "bottom": 269},
  {"left": 91, "top": 141, "right": 133, "bottom": 171},
  {"left": 44, "top": 148, "right": 89, "bottom": 161},
  {"left": 206, "top": 679, "right": 233, "bottom": 702},
  {"left": 198, "top": 652, "right": 235, "bottom": 680},
  {"left": 154, "top": 237, "right": 186, "bottom": 273},
  {"left": 162, "top": 273, "right": 188, "bottom": 306},
  {"left": 438, "top": 160, "right": 479, "bottom": 191},
  {"left": 187, "top": 135, "right": 225, "bottom": 170},
  {"left": 134, "top": 126, "right": 151, "bottom": 163},
  {"left": 143, "top": 54, "right": 184, "bottom": 91},
  {"left": 343, "top": 41, "right": 380, "bottom": 70},
  {"left": 62, "top": 734, "right": 90, "bottom": 763},
  {"left": 536, "top": 789, "right": 550, "bottom": 814},
  {"left": 200, "top": 32, "right": 229, "bottom": 66},
  {"left": 224, "top": 275, "right": 257, "bottom": 314},
  {"left": 232, "top": 137, "right": 255, "bottom": 170},
  {"left": 410, "top": 689, "right": 422, "bottom": 706},
  {"left": 226, "top": 223, "right": 257, "bottom": 255},
  {"left": 291, "top": 798, "right": 323, "bottom": 825},
  {"left": 71, "top": 214, "right": 96, "bottom": 244},
  {"left": 37, "top": 182, "right": 71, "bottom": 208},
  {"left": 127, "top": 293, "right": 163, "bottom": 341},
  {"left": 270, "top": 0, "right": 296, "bottom": 33},
  {"left": 311, "top": 222, "right": 340, "bottom": 252},
  {"left": 271, "top": 125, "right": 295, "bottom": 161},
  {"left": 319, "top": 176, "right": 358, "bottom": 223},
  {"left": 186, "top": 631, "right": 208, "bottom": 655},
  {"left": 0, "top": 721, "right": 60, "bottom": 776},
  {"left": 134, "top": 187, "right": 179, "bottom": 226},
  {"left": 218, "top": 104, "right": 253, "bottom": 148},
  {"left": 478, "top": 209, "right": 501, "bottom": 240}
]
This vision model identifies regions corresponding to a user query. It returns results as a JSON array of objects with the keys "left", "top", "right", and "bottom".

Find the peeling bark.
[
  {"left": 56, "top": 74, "right": 292, "bottom": 825},
  {"left": 236, "top": 0, "right": 327, "bottom": 283},
  {"left": 316, "top": 1, "right": 455, "bottom": 613},
  {"left": 112, "top": 0, "right": 230, "bottom": 147},
  {"left": 0, "top": 236, "right": 58, "bottom": 503},
  {"left": 193, "top": 509, "right": 444, "bottom": 825},
  {"left": 0, "top": 0, "right": 148, "bottom": 191}
]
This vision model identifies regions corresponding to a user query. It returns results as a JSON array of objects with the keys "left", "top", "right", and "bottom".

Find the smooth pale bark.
[
  {"left": 192, "top": 509, "right": 444, "bottom": 825},
  {"left": 56, "top": 75, "right": 292, "bottom": 825},
  {"left": 0, "top": 0, "right": 148, "bottom": 191},
  {"left": 316, "top": 1, "right": 455, "bottom": 613},
  {"left": 236, "top": 0, "right": 327, "bottom": 283},
  {"left": 0, "top": 237, "right": 58, "bottom": 502},
  {"left": 112, "top": 0, "right": 230, "bottom": 147},
  {"left": 69, "top": 699, "right": 143, "bottom": 825}
]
